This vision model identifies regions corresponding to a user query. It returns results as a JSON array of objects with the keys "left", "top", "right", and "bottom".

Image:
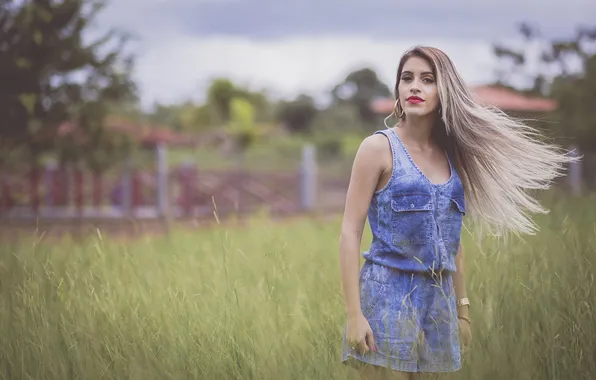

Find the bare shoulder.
[
  {"left": 353, "top": 133, "right": 392, "bottom": 170},
  {"left": 342, "top": 133, "right": 392, "bottom": 231},
  {"left": 356, "top": 133, "right": 389, "bottom": 159},
  {"left": 360, "top": 133, "right": 389, "bottom": 152}
]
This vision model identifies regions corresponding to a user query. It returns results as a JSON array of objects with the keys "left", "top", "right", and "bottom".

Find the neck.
[{"left": 395, "top": 115, "right": 436, "bottom": 148}]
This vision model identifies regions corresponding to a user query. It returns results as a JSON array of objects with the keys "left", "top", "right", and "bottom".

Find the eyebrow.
[{"left": 402, "top": 70, "right": 434, "bottom": 76}]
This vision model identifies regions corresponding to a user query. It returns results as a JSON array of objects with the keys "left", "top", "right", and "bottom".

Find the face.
[{"left": 397, "top": 56, "right": 440, "bottom": 118}]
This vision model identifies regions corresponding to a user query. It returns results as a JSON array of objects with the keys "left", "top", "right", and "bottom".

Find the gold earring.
[{"left": 394, "top": 99, "right": 405, "bottom": 118}]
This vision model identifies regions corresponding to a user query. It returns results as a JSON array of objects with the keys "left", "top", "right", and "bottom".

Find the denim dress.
[{"left": 341, "top": 127, "right": 466, "bottom": 373}]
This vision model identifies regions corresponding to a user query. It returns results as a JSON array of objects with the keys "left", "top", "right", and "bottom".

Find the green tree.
[
  {"left": 331, "top": 68, "right": 391, "bottom": 125},
  {"left": 207, "top": 78, "right": 237, "bottom": 124},
  {"left": 206, "top": 78, "right": 273, "bottom": 126},
  {"left": 0, "top": 0, "right": 137, "bottom": 170},
  {"left": 492, "top": 23, "right": 596, "bottom": 150},
  {"left": 145, "top": 101, "right": 215, "bottom": 133},
  {"left": 276, "top": 94, "right": 318, "bottom": 134},
  {"left": 227, "top": 97, "right": 258, "bottom": 152}
]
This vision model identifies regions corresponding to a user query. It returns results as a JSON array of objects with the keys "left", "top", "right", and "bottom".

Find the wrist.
[
  {"left": 457, "top": 315, "right": 472, "bottom": 324},
  {"left": 346, "top": 308, "right": 363, "bottom": 321},
  {"left": 457, "top": 305, "right": 470, "bottom": 318},
  {"left": 456, "top": 297, "right": 470, "bottom": 317}
]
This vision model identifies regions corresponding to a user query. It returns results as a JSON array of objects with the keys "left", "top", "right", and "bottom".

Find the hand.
[
  {"left": 458, "top": 316, "right": 472, "bottom": 353},
  {"left": 347, "top": 313, "right": 377, "bottom": 355}
]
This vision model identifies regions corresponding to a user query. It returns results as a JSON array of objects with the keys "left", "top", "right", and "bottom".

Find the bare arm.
[
  {"left": 453, "top": 243, "right": 469, "bottom": 318},
  {"left": 339, "top": 135, "right": 387, "bottom": 320}
]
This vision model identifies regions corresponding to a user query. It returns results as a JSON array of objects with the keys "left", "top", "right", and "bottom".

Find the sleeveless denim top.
[{"left": 362, "top": 128, "right": 466, "bottom": 273}]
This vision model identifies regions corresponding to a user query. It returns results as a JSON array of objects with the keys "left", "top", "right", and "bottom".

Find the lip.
[{"left": 406, "top": 96, "right": 424, "bottom": 104}]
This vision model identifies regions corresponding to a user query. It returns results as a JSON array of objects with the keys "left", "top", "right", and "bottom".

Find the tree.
[
  {"left": 550, "top": 54, "right": 596, "bottom": 150},
  {"left": 0, "top": 0, "right": 137, "bottom": 169},
  {"left": 331, "top": 68, "right": 391, "bottom": 125},
  {"left": 276, "top": 94, "right": 318, "bottom": 134},
  {"left": 206, "top": 77, "right": 272, "bottom": 126},
  {"left": 492, "top": 23, "right": 596, "bottom": 151},
  {"left": 207, "top": 78, "right": 236, "bottom": 124},
  {"left": 227, "top": 97, "right": 258, "bottom": 152}
]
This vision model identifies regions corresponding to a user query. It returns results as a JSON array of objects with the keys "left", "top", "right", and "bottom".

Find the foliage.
[
  {"left": 207, "top": 78, "right": 271, "bottom": 125},
  {"left": 0, "top": 0, "right": 137, "bottom": 169},
  {"left": 276, "top": 94, "right": 318, "bottom": 134},
  {"left": 331, "top": 68, "right": 391, "bottom": 126},
  {"left": 493, "top": 23, "right": 596, "bottom": 150},
  {"left": 207, "top": 78, "right": 237, "bottom": 124},
  {"left": 550, "top": 54, "right": 596, "bottom": 150},
  {"left": 144, "top": 102, "right": 213, "bottom": 133},
  {"left": 226, "top": 97, "right": 259, "bottom": 152},
  {"left": 310, "top": 103, "right": 363, "bottom": 133},
  {"left": 142, "top": 79, "right": 272, "bottom": 136},
  {"left": 1, "top": 193, "right": 596, "bottom": 379}
]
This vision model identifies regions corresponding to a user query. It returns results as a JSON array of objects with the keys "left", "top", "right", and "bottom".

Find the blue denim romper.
[{"left": 341, "top": 127, "right": 466, "bottom": 373}]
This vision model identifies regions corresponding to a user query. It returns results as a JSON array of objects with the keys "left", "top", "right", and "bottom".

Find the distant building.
[{"left": 370, "top": 84, "right": 557, "bottom": 115}]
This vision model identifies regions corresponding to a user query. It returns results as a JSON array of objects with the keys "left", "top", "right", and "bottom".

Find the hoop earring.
[{"left": 394, "top": 99, "right": 405, "bottom": 118}]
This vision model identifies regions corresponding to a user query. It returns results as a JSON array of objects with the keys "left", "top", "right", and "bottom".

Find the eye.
[
  {"left": 401, "top": 75, "right": 412, "bottom": 81},
  {"left": 423, "top": 77, "right": 435, "bottom": 83}
]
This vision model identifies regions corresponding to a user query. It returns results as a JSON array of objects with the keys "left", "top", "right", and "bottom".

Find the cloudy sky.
[{"left": 94, "top": 0, "right": 595, "bottom": 109}]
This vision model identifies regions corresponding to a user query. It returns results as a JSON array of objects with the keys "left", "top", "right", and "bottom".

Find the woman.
[{"left": 338, "top": 46, "right": 574, "bottom": 379}]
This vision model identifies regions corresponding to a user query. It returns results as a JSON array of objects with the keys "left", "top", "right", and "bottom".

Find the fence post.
[
  {"left": 74, "top": 165, "right": 84, "bottom": 217},
  {"left": 299, "top": 144, "right": 317, "bottom": 211},
  {"left": 568, "top": 145, "right": 582, "bottom": 196},
  {"left": 44, "top": 161, "right": 57, "bottom": 207},
  {"left": 156, "top": 142, "right": 169, "bottom": 219},
  {"left": 92, "top": 171, "right": 102, "bottom": 208},
  {"left": 30, "top": 166, "right": 41, "bottom": 214},
  {"left": 0, "top": 174, "right": 9, "bottom": 213},
  {"left": 179, "top": 160, "right": 196, "bottom": 217},
  {"left": 122, "top": 156, "right": 133, "bottom": 217}
]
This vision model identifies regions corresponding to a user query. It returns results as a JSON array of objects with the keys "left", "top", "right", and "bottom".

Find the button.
[{"left": 410, "top": 203, "right": 414, "bottom": 208}]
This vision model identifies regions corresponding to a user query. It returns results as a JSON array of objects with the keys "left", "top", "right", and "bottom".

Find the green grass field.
[{"left": 1, "top": 192, "right": 596, "bottom": 379}]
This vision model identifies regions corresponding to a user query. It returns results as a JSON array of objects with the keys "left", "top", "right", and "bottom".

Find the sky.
[{"left": 93, "top": 0, "right": 596, "bottom": 110}]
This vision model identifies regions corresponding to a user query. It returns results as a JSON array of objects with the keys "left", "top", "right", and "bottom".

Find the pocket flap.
[
  {"left": 451, "top": 197, "right": 466, "bottom": 214},
  {"left": 391, "top": 193, "right": 433, "bottom": 212}
]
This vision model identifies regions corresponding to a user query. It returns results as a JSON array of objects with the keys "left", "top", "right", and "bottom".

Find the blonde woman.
[{"left": 339, "top": 46, "right": 574, "bottom": 379}]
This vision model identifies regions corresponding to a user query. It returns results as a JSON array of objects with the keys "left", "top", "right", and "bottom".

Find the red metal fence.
[{"left": 0, "top": 165, "right": 324, "bottom": 220}]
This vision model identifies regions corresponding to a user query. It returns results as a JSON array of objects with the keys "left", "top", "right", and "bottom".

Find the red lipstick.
[{"left": 407, "top": 96, "right": 424, "bottom": 104}]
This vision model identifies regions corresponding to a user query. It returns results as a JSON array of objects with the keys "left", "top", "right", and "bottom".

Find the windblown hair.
[{"left": 384, "top": 46, "right": 578, "bottom": 237}]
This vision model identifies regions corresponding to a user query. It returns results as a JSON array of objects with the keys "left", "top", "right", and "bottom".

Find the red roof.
[{"left": 370, "top": 85, "right": 558, "bottom": 114}]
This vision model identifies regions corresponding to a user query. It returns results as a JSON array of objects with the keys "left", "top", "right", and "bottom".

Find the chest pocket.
[{"left": 390, "top": 193, "right": 434, "bottom": 246}]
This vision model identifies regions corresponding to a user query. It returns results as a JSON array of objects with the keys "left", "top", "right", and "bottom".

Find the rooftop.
[{"left": 370, "top": 85, "right": 558, "bottom": 115}]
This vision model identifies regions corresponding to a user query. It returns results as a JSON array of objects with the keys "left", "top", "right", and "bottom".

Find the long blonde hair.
[{"left": 384, "top": 46, "right": 578, "bottom": 237}]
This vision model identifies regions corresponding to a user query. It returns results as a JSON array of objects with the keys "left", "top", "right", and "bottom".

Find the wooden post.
[{"left": 299, "top": 144, "right": 317, "bottom": 211}]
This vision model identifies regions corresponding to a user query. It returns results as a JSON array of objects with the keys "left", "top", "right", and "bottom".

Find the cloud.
[
  {"left": 99, "top": 0, "right": 596, "bottom": 41},
  {"left": 91, "top": 0, "right": 594, "bottom": 108},
  {"left": 185, "top": 0, "right": 595, "bottom": 40},
  {"left": 132, "top": 35, "right": 498, "bottom": 108}
]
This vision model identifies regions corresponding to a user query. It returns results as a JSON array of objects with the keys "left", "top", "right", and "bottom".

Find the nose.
[
  {"left": 409, "top": 80, "right": 421, "bottom": 94},
  {"left": 407, "top": 79, "right": 421, "bottom": 94}
]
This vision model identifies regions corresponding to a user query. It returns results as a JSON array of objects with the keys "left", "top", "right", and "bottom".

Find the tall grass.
[{"left": 1, "top": 193, "right": 595, "bottom": 379}]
